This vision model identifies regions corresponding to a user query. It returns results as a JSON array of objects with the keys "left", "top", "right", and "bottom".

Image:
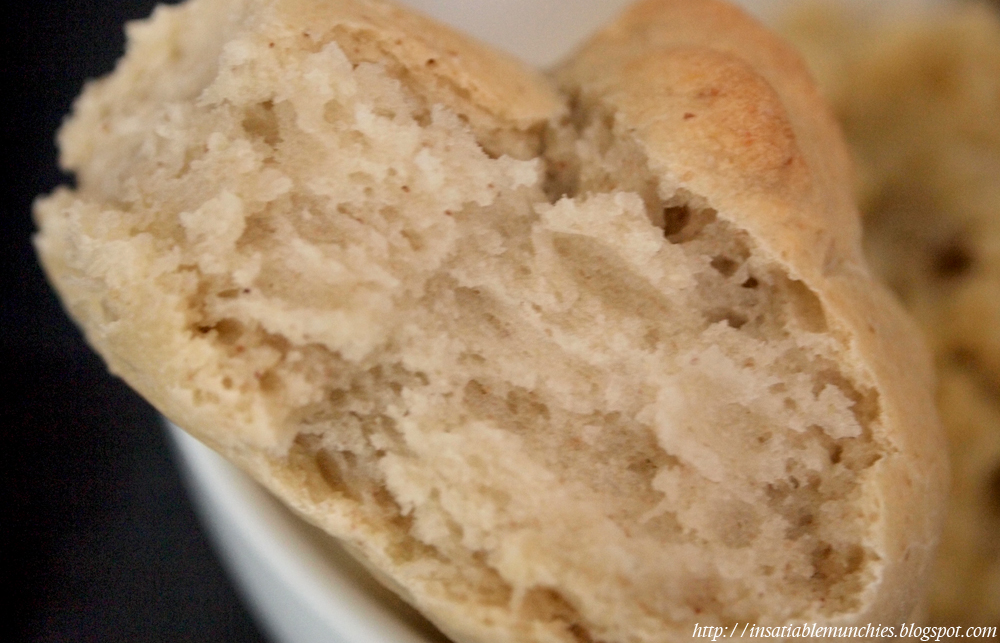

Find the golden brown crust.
[{"left": 555, "top": 0, "right": 859, "bottom": 273}]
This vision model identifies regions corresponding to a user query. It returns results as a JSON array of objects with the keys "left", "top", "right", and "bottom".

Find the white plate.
[{"left": 170, "top": 422, "right": 446, "bottom": 643}]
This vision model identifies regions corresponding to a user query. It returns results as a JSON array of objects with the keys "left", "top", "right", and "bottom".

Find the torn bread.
[{"left": 33, "top": 0, "right": 946, "bottom": 641}]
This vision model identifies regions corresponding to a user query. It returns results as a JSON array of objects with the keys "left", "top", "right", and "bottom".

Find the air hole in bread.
[
  {"left": 660, "top": 205, "right": 689, "bottom": 233},
  {"left": 211, "top": 318, "right": 245, "bottom": 344},
  {"left": 256, "top": 368, "right": 281, "bottom": 392},
  {"left": 706, "top": 308, "right": 749, "bottom": 329},
  {"left": 316, "top": 447, "right": 362, "bottom": 501},
  {"left": 710, "top": 255, "right": 740, "bottom": 277},
  {"left": 242, "top": 100, "right": 280, "bottom": 146},
  {"left": 931, "top": 238, "right": 974, "bottom": 279},
  {"left": 660, "top": 200, "right": 717, "bottom": 244},
  {"left": 810, "top": 542, "right": 870, "bottom": 586}
]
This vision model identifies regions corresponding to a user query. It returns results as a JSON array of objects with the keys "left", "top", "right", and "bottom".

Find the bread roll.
[{"left": 34, "top": 0, "right": 946, "bottom": 640}]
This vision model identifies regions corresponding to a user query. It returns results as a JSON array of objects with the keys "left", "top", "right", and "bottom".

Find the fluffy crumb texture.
[
  {"left": 781, "top": 1, "right": 1000, "bottom": 628},
  {"left": 35, "top": 0, "right": 946, "bottom": 641}
]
